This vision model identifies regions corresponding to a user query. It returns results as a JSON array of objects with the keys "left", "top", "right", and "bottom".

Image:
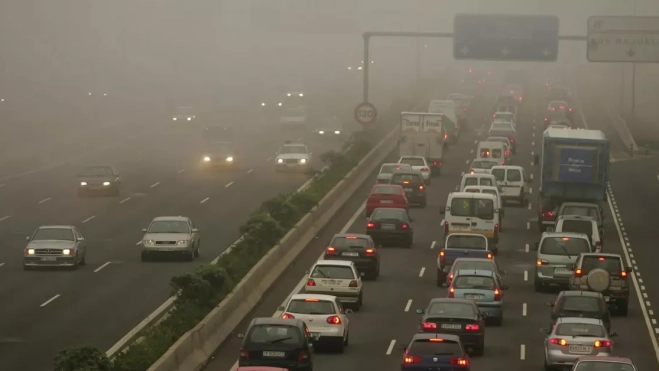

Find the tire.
[
  {"left": 80, "top": 251, "right": 86, "bottom": 266},
  {"left": 71, "top": 255, "right": 79, "bottom": 270},
  {"left": 336, "top": 337, "right": 345, "bottom": 353},
  {"left": 194, "top": 242, "right": 201, "bottom": 258},
  {"left": 355, "top": 293, "right": 363, "bottom": 311},
  {"left": 185, "top": 249, "right": 194, "bottom": 262},
  {"left": 344, "top": 331, "right": 349, "bottom": 346},
  {"left": 436, "top": 269, "right": 446, "bottom": 286}
]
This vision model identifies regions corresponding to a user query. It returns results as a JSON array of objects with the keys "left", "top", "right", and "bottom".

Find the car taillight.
[
  {"left": 419, "top": 185, "right": 425, "bottom": 191},
  {"left": 326, "top": 247, "right": 335, "bottom": 254},
  {"left": 403, "top": 355, "right": 421, "bottom": 364},
  {"left": 448, "top": 287, "right": 455, "bottom": 298},
  {"left": 298, "top": 350, "right": 310, "bottom": 362},
  {"left": 465, "top": 324, "right": 480, "bottom": 331},
  {"left": 444, "top": 133, "right": 448, "bottom": 139},
  {"left": 439, "top": 250, "right": 445, "bottom": 263},
  {"left": 574, "top": 269, "right": 583, "bottom": 277},
  {"left": 327, "top": 315, "right": 342, "bottom": 324},
  {"left": 560, "top": 106, "right": 565, "bottom": 109},
  {"left": 550, "top": 338, "right": 568, "bottom": 346},
  {"left": 349, "top": 280, "right": 358, "bottom": 287},
  {"left": 307, "top": 279, "right": 316, "bottom": 286},
  {"left": 552, "top": 107, "right": 556, "bottom": 111},
  {"left": 594, "top": 340, "right": 612, "bottom": 348},
  {"left": 444, "top": 221, "right": 449, "bottom": 235},
  {"left": 542, "top": 211, "right": 553, "bottom": 218},
  {"left": 519, "top": 96, "right": 522, "bottom": 101},
  {"left": 544, "top": 117, "right": 549, "bottom": 121},
  {"left": 450, "top": 357, "right": 469, "bottom": 366},
  {"left": 422, "top": 322, "right": 437, "bottom": 330},
  {"left": 282, "top": 312, "right": 295, "bottom": 319},
  {"left": 509, "top": 138, "right": 514, "bottom": 142},
  {"left": 433, "top": 161, "right": 438, "bottom": 166},
  {"left": 240, "top": 348, "right": 249, "bottom": 360},
  {"left": 494, "top": 288, "right": 501, "bottom": 301},
  {"left": 469, "top": 169, "right": 475, "bottom": 174},
  {"left": 367, "top": 222, "right": 376, "bottom": 228},
  {"left": 487, "top": 253, "right": 493, "bottom": 259},
  {"left": 421, "top": 167, "right": 429, "bottom": 171},
  {"left": 401, "top": 223, "right": 409, "bottom": 229},
  {"left": 569, "top": 107, "right": 572, "bottom": 112},
  {"left": 537, "top": 259, "right": 549, "bottom": 265},
  {"left": 492, "top": 114, "right": 496, "bottom": 118},
  {"left": 365, "top": 248, "right": 375, "bottom": 255},
  {"left": 448, "top": 273, "right": 454, "bottom": 282},
  {"left": 620, "top": 270, "right": 628, "bottom": 278},
  {"left": 505, "top": 151, "right": 510, "bottom": 156}
]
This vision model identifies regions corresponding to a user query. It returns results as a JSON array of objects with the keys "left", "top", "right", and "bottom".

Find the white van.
[
  {"left": 459, "top": 173, "right": 497, "bottom": 191},
  {"left": 476, "top": 141, "right": 508, "bottom": 165},
  {"left": 440, "top": 192, "right": 500, "bottom": 245},
  {"left": 463, "top": 185, "right": 506, "bottom": 230},
  {"left": 489, "top": 165, "right": 529, "bottom": 206}
]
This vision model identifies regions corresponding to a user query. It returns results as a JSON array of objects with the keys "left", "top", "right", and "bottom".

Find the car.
[
  {"left": 462, "top": 185, "right": 505, "bottom": 230},
  {"left": 140, "top": 216, "right": 201, "bottom": 261},
  {"left": 376, "top": 163, "right": 412, "bottom": 184},
  {"left": 557, "top": 202, "right": 604, "bottom": 231},
  {"left": 398, "top": 156, "right": 431, "bottom": 185},
  {"left": 323, "top": 233, "right": 380, "bottom": 279},
  {"left": 415, "top": 298, "right": 486, "bottom": 355},
  {"left": 555, "top": 216, "right": 602, "bottom": 251},
  {"left": 570, "top": 356, "right": 637, "bottom": 371},
  {"left": 468, "top": 159, "right": 499, "bottom": 174},
  {"left": 488, "top": 127, "right": 517, "bottom": 154},
  {"left": 548, "top": 100, "right": 573, "bottom": 119},
  {"left": 546, "top": 290, "right": 611, "bottom": 333},
  {"left": 489, "top": 121, "right": 516, "bottom": 132},
  {"left": 444, "top": 257, "right": 505, "bottom": 288},
  {"left": 365, "top": 184, "right": 408, "bottom": 217},
  {"left": 366, "top": 207, "right": 413, "bottom": 248},
  {"left": 545, "top": 110, "right": 569, "bottom": 128},
  {"left": 476, "top": 141, "right": 508, "bottom": 164},
  {"left": 275, "top": 143, "right": 311, "bottom": 172},
  {"left": 305, "top": 260, "right": 363, "bottom": 310},
  {"left": 172, "top": 106, "right": 195, "bottom": 122},
  {"left": 489, "top": 165, "right": 529, "bottom": 206},
  {"left": 533, "top": 232, "right": 594, "bottom": 292},
  {"left": 543, "top": 317, "right": 615, "bottom": 370},
  {"left": 491, "top": 111, "right": 516, "bottom": 124},
  {"left": 314, "top": 117, "right": 344, "bottom": 138},
  {"left": 201, "top": 141, "right": 239, "bottom": 170},
  {"left": 77, "top": 165, "right": 121, "bottom": 196},
  {"left": 279, "top": 294, "right": 351, "bottom": 352},
  {"left": 494, "top": 94, "right": 517, "bottom": 107},
  {"left": 401, "top": 333, "right": 471, "bottom": 370},
  {"left": 569, "top": 253, "right": 631, "bottom": 316},
  {"left": 547, "top": 123, "right": 570, "bottom": 130},
  {"left": 238, "top": 317, "right": 313, "bottom": 371},
  {"left": 389, "top": 170, "right": 427, "bottom": 207},
  {"left": 23, "top": 225, "right": 87, "bottom": 270},
  {"left": 448, "top": 269, "right": 508, "bottom": 325},
  {"left": 485, "top": 136, "right": 512, "bottom": 155}
]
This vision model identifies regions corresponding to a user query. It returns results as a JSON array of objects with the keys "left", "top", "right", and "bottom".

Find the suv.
[
  {"left": 533, "top": 232, "right": 594, "bottom": 292},
  {"left": 569, "top": 253, "right": 632, "bottom": 316},
  {"left": 546, "top": 290, "right": 611, "bottom": 333}
]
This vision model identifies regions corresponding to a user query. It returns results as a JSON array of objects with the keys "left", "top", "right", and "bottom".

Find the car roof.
[
  {"left": 558, "top": 215, "right": 597, "bottom": 222},
  {"left": 38, "top": 225, "right": 75, "bottom": 230},
  {"left": 428, "top": 298, "right": 475, "bottom": 306},
  {"left": 332, "top": 233, "right": 370, "bottom": 239},
  {"left": 491, "top": 165, "right": 524, "bottom": 170},
  {"left": 290, "top": 293, "right": 337, "bottom": 302},
  {"left": 580, "top": 252, "right": 622, "bottom": 258},
  {"left": 315, "top": 260, "right": 354, "bottom": 267},
  {"left": 412, "top": 333, "right": 461, "bottom": 341},
  {"left": 541, "top": 231, "right": 590, "bottom": 239},
  {"left": 549, "top": 100, "right": 568, "bottom": 105},
  {"left": 561, "top": 290, "right": 602, "bottom": 298},
  {"left": 152, "top": 216, "right": 189, "bottom": 222},
  {"left": 392, "top": 170, "right": 424, "bottom": 176},
  {"left": 576, "top": 356, "right": 634, "bottom": 363},
  {"left": 455, "top": 269, "right": 496, "bottom": 277},
  {"left": 450, "top": 192, "right": 496, "bottom": 200},
  {"left": 282, "top": 143, "right": 306, "bottom": 147},
  {"left": 453, "top": 257, "right": 495, "bottom": 263},
  {"left": 561, "top": 202, "right": 600, "bottom": 208},
  {"left": 400, "top": 156, "right": 426, "bottom": 159},
  {"left": 382, "top": 162, "right": 409, "bottom": 166},
  {"left": 556, "top": 317, "right": 603, "bottom": 325},
  {"left": 543, "top": 128, "right": 606, "bottom": 140},
  {"left": 493, "top": 111, "right": 513, "bottom": 115},
  {"left": 447, "top": 233, "right": 487, "bottom": 239},
  {"left": 478, "top": 141, "right": 505, "bottom": 146},
  {"left": 372, "top": 207, "right": 407, "bottom": 214},
  {"left": 252, "top": 317, "right": 303, "bottom": 326}
]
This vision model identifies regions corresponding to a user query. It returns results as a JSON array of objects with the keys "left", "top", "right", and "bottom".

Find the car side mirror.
[
  {"left": 533, "top": 154, "right": 539, "bottom": 165},
  {"left": 626, "top": 266, "right": 633, "bottom": 273},
  {"left": 78, "top": 237, "right": 84, "bottom": 241},
  {"left": 545, "top": 301, "right": 554, "bottom": 307},
  {"left": 25, "top": 236, "right": 31, "bottom": 241},
  {"left": 345, "top": 309, "right": 354, "bottom": 315},
  {"left": 439, "top": 206, "right": 446, "bottom": 215},
  {"left": 192, "top": 228, "right": 199, "bottom": 233},
  {"left": 237, "top": 333, "right": 245, "bottom": 339},
  {"left": 609, "top": 331, "right": 618, "bottom": 337},
  {"left": 415, "top": 309, "right": 424, "bottom": 314},
  {"left": 277, "top": 306, "right": 285, "bottom": 311},
  {"left": 142, "top": 228, "right": 147, "bottom": 233},
  {"left": 532, "top": 242, "right": 539, "bottom": 251}
]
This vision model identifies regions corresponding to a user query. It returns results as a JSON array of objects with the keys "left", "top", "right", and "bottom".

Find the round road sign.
[{"left": 354, "top": 102, "right": 377, "bottom": 126}]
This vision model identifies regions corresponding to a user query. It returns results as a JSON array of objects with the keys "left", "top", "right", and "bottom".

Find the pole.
[
  {"left": 631, "top": 63, "right": 636, "bottom": 116},
  {"left": 362, "top": 35, "right": 370, "bottom": 103},
  {"left": 416, "top": 37, "right": 421, "bottom": 86}
]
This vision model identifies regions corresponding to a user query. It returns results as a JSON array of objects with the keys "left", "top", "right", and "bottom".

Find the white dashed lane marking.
[
  {"left": 94, "top": 262, "right": 111, "bottom": 273},
  {"left": 225, "top": 182, "right": 234, "bottom": 188},
  {"left": 38, "top": 198, "right": 51, "bottom": 204},
  {"left": 40, "top": 294, "right": 60, "bottom": 307},
  {"left": 200, "top": 197, "right": 210, "bottom": 204},
  {"left": 120, "top": 197, "right": 131, "bottom": 204},
  {"left": 178, "top": 169, "right": 186, "bottom": 174},
  {"left": 386, "top": 340, "right": 396, "bottom": 355},
  {"left": 0, "top": 263, "right": 5, "bottom": 267},
  {"left": 0, "top": 216, "right": 10, "bottom": 222},
  {"left": 522, "top": 303, "right": 527, "bottom": 316},
  {"left": 418, "top": 267, "right": 426, "bottom": 277},
  {"left": 430, "top": 241, "right": 436, "bottom": 249},
  {"left": 520, "top": 344, "right": 526, "bottom": 360},
  {"left": 150, "top": 182, "right": 160, "bottom": 188},
  {"left": 247, "top": 169, "right": 254, "bottom": 174},
  {"left": 82, "top": 216, "right": 95, "bottom": 223},
  {"left": 404, "top": 299, "right": 412, "bottom": 312}
]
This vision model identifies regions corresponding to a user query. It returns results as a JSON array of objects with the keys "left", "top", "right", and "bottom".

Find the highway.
[
  {"left": 204, "top": 88, "right": 659, "bottom": 371},
  {"left": 0, "top": 114, "right": 356, "bottom": 370}
]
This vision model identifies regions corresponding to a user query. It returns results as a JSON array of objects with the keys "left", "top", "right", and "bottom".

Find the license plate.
[
  {"left": 604, "top": 296, "right": 610, "bottom": 302},
  {"left": 554, "top": 267, "right": 572, "bottom": 274},
  {"left": 380, "top": 200, "right": 393, "bottom": 204},
  {"left": 404, "top": 188, "right": 413, "bottom": 192},
  {"left": 342, "top": 252, "right": 359, "bottom": 257},
  {"left": 263, "top": 351, "right": 285, "bottom": 357},
  {"left": 569, "top": 345, "right": 592, "bottom": 354},
  {"left": 382, "top": 224, "right": 396, "bottom": 230},
  {"left": 160, "top": 248, "right": 173, "bottom": 251},
  {"left": 310, "top": 332, "right": 321, "bottom": 338},
  {"left": 321, "top": 279, "right": 340, "bottom": 286},
  {"left": 41, "top": 257, "right": 56, "bottom": 261},
  {"left": 441, "top": 324, "right": 461, "bottom": 329},
  {"left": 465, "top": 294, "right": 484, "bottom": 299},
  {"left": 451, "top": 225, "right": 469, "bottom": 229}
]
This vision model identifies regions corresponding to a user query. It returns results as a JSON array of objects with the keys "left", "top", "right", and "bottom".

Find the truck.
[
  {"left": 535, "top": 129, "right": 610, "bottom": 232},
  {"left": 436, "top": 233, "right": 496, "bottom": 284},
  {"left": 399, "top": 112, "right": 445, "bottom": 176},
  {"left": 428, "top": 100, "right": 460, "bottom": 144}
]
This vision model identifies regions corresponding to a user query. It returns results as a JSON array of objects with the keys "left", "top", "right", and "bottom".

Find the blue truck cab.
[
  {"left": 436, "top": 233, "right": 494, "bottom": 285},
  {"left": 535, "top": 129, "right": 610, "bottom": 233}
]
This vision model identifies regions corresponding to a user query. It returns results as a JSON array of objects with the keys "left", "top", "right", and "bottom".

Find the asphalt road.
[
  {"left": 204, "top": 89, "right": 659, "bottom": 371},
  {"left": 0, "top": 117, "right": 357, "bottom": 370}
]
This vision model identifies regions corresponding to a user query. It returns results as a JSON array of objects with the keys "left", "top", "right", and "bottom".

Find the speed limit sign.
[{"left": 354, "top": 102, "right": 377, "bottom": 126}]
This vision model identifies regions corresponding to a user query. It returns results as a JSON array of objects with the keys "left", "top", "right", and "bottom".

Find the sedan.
[
  {"left": 570, "top": 356, "right": 637, "bottom": 371},
  {"left": 416, "top": 298, "right": 486, "bottom": 355},
  {"left": 469, "top": 159, "right": 499, "bottom": 174},
  {"left": 366, "top": 208, "right": 413, "bottom": 248},
  {"left": 77, "top": 165, "right": 121, "bottom": 196},
  {"left": 24, "top": 225, "right": 87, "bottom": 270},
  {"left": 140, "top": 216, "right": 200, "bottom": 261},
  {"left": 543, "top": 317, "right": 615, "bottom": 370},
  {"left": 365, "top": 184, "right": 408, "bottom": 217},
  {"left": 323, "top": 233, "right": 380, "bottom": 279}
]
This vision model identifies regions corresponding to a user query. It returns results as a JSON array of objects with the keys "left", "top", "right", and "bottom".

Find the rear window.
[
  {"left": 453, "top": 275, "right": 495, "bottom": 289},
  {"left": 450, "top": 198, "right": 494, "bottom": 219},
  {"left": 446, "top": 235, "right": 487, "bottom": 250},
  {"left": 555, "top": 323, "right": 605, "bottom": 337},
  {"left": 482, "top": 190, "right": 497, "bottom": 197},
  {"left": 581, "top": 256, "right": 623, "bottom": 274},
  {"left": 287, "top": 299, "right": 336, "bottom": 315},
  {"left": 331, "top": 236, "right": 369, "bottom": 249},
  {"left": 311, "top": 265, "right": 355, "bottom": 279},
  {"left": 454, "top": 260, "right": 495, "bottom": 272},
  {"left": 540, "top": 237, "right": 591, "bottom": 255},
  {"left": 391, "top": 174, "right": 422, "bottom": 184},
  {"left": 409, "top": 339, "right": 462, "bottom": 355},
  {"left": 471, "top": 160, "right": 498, "bottom": 169},
  {"left": 561, "top": 206, "right": 600, "bottom": 220},
  {"left": 560, "top": 220, "right": 594, "bottom": 235},
  {"left": 373, "top": 186, "right": 400, "bottom": 195},
  {"left": 399, "top": 158, "right": 425, "bottom": 166},
  {"left": 574, "top": 361, "right": 636, "bottom": 371},
  {"left": 507, "top": 169, "right": 522, "bottom": 181},
  {"left": 372, "top": 208, "right": 407, "bottom": 221},
  {"left": 491, "top": 149, "right": 502, "bottom": 158},
  {"left": 380, "top": 164, "right": 410, "bottom": 174},
  {"left": 246, "top": 324, "right": 302, "bottom": 345},
  {"left": 480, "top": 178, "right": 494, "bottom": 186},
  {"left": 491, "top": 169, "right": 504, "bottom": 181},
  {"left": 428, "top": 302, "right": 477, "bottom": 317},
  {"left": 560, "top": 296, "right": 602, "bottom": 313}
]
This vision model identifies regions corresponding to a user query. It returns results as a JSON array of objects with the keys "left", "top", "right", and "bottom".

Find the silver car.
[
  {"left": 275, "top": 143, "right": 311, "bottom": 172},
  {"left": 140, "top": 216, "right": 200, "bottom": 261},
  {"left": 533, "top": 232, "right": 593, "bottom": 292},
  {"left": 23, "top": 225, "right": 87, "bottom": 270},
  {"left": 376, "top": 163, "right": 412, "bottom": 184},
  {"left": 544, "top": 317, "right": 615, "bottom": 369}
]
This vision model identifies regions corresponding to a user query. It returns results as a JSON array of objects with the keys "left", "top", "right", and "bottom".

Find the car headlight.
[
  {"left": 277, "top": 158, "right": 284, "bottom": 163},
  {"left": 177, "top": 240, "right": 190, "bottom": 245},
  {"left": 226, "top": 156, "right": 233, "bottom": 162},
  {"left": 318, "top": 130, "right": 325, "bottom": 134},
  {"left": 103, "top": 181, "right": 110, "bottom": 186},
  {"left": 300, "top": 158, "right": 307, "bottom": 164},
  {"left": 173, "top": 117, "right": 177, "bottom": 121},
  {"left": 334, "top": 130, "right": 340, "bottom": 134},
  {"left": 27, "top": 249, "right": 35, "bottom": 255},
  {"left": 187, "top": 117, "right": 192, "bottom": 121},
  {"left": 143, "top": 240, "right": 155, "bottom": 245},
  {"left": 80, "top": 182, "right": 87, "bottom": 186},
  {"left": 203, "top": 156, "right": 211, "bottom": 162},
  {"left": 62, "top": 249, "right": 72, "bottom": 255}
]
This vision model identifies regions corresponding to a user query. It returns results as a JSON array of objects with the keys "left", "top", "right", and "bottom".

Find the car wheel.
[
  {"left": 185, "top": 249, "right": 194, "bottom": 262},
  {"left": 355, "top": 293, "right": 363, "bottom": 311},
  {"left": 344, "top": 331, "right": 349, "bottom": 346},
  {"left": 71, "top": 255, "right": 80, "bottom": 270},
  {"left": 194, "top": 242, "right": 201, "bottom": 258},
  {"left": 80, "top": 251, "right": 86, "bottom": 266},
  {"left": 336, "top": 336, "right": 345, "bottom": 353}
]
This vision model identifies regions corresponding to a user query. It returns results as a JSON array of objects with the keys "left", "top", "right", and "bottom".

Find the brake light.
[
  {"left": 421, "top": 167, "right": 429, "bottom": 171},
  {"left": 448, "top": 287, "right": 455, "bottom": 298},
  {"left": 450, "top": 357, "right": 469, "bottom": 366},
  {"left": 429, "top": 338, "right": 444, "bottom": 342},
  {"left": 349, "top": 280, "right": 358, "bottom": 287},
  {"left": 346, "top": 236, "right": 357, "bottom": 239},
  {"left": 367, "top": 222, "right": 376, "bottom": 228},
  {"left": 594, "top": 340, "right": 612, "bottom": 348},
  {"left": 433, "top": 161, "right": 437, "bottom": 166},
  {"left": 298, "top": 350, "right": 310, "bottom": 362},
  {"left": 282, "top": 312, "right": 295, "bottom": 319},
  {"left": 326, "top": 247, "right": 335, "bottom": 254},
  {"left": 550, "top": 338, "right": 568, "bottom": 346},
  {"left": 365, "top": 248, "right": 375, "bottom": 255},
  {"left": 575, "top": 269, "right": 583, "bottom": 277},
  {"left": 403, "top": 355, "right": 421, "bottom": 364},
  {"left": 439, "top": 250, "right": 445, "bottom": 263},
  {"left": 454, "top": 125, "right": 458, "bottom": 130},
  {"left": 327, "top": 315, "right": 342, "bottom": 324},
  {"left": 422, "top": 322, "right": 437, "bottom": 330},
  {"left": 470, "top": 169, "right": 475, "bottom": 174},
  {"left": 448, "top": 273, "right": 454, "bottom": 282},
  {"left": 537, "top": 259, "right": 549, "bottom": 266},
  {"left": 519, "top": 96, "right": 522, "bottom": 101},
  {"left": 419, "top": 185, "right": 424, "bottom": 190},
  {"left": 509, "top": 138, "right": 514, "bottom": 142},
  {"left": 545, "top": 117, "right": 549, "bottom": 121},
  {"left": 494, "top": 288, "right": 501, "bottom": 301},
  {"left": 465, "top": 324, "right": 480, "bottom": 331},
  {"left": 240, "top": 348, "right": 249, "bottom": 360},
  {"left": 307, "top": 279, "right": 316, "bottom": 286},
  {"left": 552, "top": 107, "right": 556, "bottom": 111},
  {"left": 444, "top": 133, "right": 448, "bottom": 139},
  {"left": 621, "top": 270, "right": 628, "bottom": 278},
  {"left": 444, "top": 221, "right": 449, "bottom": 235},
  {"left": 560, "top": 105, "right": 565, "bottom": 109},
  {"left": 510, "top": 90, "right": 513, "bottom": 94},
  {"left": 493, "top": 114, "right": 496, "bottom": 118},
  {"left": 505, "top": 151, "right": 510, "bottom": 156},
  {"left": 487, "top": 253, "right": 493, "bottom": 259},
  {"left": 401, "top": 223, "right": 409, "bottom": 229},
  {"left": 403, "top": 180, "right": 410, "bottom": 184}
]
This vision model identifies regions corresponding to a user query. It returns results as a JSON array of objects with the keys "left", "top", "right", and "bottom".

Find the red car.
[{"left": 366, "top": 184, "right": 408, "bottom": 217}]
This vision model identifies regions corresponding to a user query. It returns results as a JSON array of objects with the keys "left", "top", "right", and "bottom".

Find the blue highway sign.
[{"left": 453, "top": 14, "right": 560, "bottom": 62}]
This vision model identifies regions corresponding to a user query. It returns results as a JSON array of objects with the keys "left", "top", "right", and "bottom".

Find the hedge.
[{"left": 54, "top": 138, "right": 374, "bottom": 371}]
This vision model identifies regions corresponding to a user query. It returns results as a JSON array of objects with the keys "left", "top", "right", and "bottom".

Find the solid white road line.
[
  {"left": 247, "top": 169, "right": 254, "bottom": 174},
  {"left": 520, "top": 344, "right": 526, "bottom": 360},
  {"left": 178, "top": 169, "right": 186, "bottom": 174},
  {"left": 94, "top": 262, "right": 112, "bottom": 273},
  {"left": 225, "top": 182, "right": 234, "bottom": 188},
  {"left": 522, "top": 303, "right": 527, "bottom": 316},
  {"left": 200, "top": 197, "right": 210, "bottom": 204},
  {"left": 0, "top": 263, "right": 5, "bottom": 267},
  {"left": 120, "top": 197, "right": 131, "bottom": 204},
  {"left": 386, "top": 339, "right": 396, "bottom": 355},
  {"left": 405, "top": 299, "right": 412, "bottom": 312},
  {"left": 150, "top": 182, "right": 160, "bottom": 188},
  {"left": 0, "top": 216, "right": 10, "bottom": 222},
  {"left": 38, "top": 197, "right": 51, "bottom": 204},
  {"left": 430, "top": 241, "right": 436, "bottom": 249},
  {"left": 82, "top": 216, "right": 96, "bottom": 223},
  {"left": 40, "top": 294, "right": 60, "bottom": 307},
  {"left": 419, "top": 267, "right": 426, "bottom": 277},
  {"left": 530, "top": 173, "right": 534, "bottom": 180},
  {"left": 528, "top": 202, "right": 532, "bottom": 210}
]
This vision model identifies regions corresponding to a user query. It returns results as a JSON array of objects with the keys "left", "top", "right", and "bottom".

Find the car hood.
[
  {"left": 276, "top": 153, "right": 309, "bottom": 160},
  {"left": 143, "top": 233, "right": 192, "bottom": 241},
  {"left": 27, "top": 240, "right": 76, "bottom": 249}
]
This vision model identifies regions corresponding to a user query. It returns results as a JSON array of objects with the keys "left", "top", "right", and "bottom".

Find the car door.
[
  {"left": 188, "top": 219, "right": 198, "bottom": 244},
  {"left": 504, "top": 167, "right": 523, "bottom": 197},
  {"left": 74, "top": 228, "right": 85, "bottom": 255}
]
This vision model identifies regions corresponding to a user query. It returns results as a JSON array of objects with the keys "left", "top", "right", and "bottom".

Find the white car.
[
  {"left": 275, "top": 143, "right": 311, "bottom": 172},
  {"left": 554, "top": 215, "right": 602, "bottom": 251},
  {"left": 279, "top": 294, "right": 351, "bottom": 352},
  {"left": 397, "top": 156, "right": 431, "bottom": 185},
  {"left": 468, "top": 158, "right": 499, "bottom": 174},
  {"left": 490, "top": 120, "right": 516, "bottom": 132},
  {"left": 492, "top": 111, "right": 516, "bottom": 124},
  {"left": 305, "top": 260, "right": 363, "bottom": 310},
  {"left": 376, "top": 163, "right": 412, "bottom": 184}
]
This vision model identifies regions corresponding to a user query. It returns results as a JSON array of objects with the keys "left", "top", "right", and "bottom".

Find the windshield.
[
  {"left": 399, "top": 158, "right": 425, "bottom": 166},
  {"left": 373, "top": 186, "right": 401, "bottom": 195},
  {"left": 540, "top": 237, "right": 591, "bottom": 255},
  {"left": 453, "top": 275, "right": 495, "bottom": 289},
  {"left": 246, "top": 324, "right": 302, "bottom": 345},
  {"left": 409, "top": 339, "right": 461, "bottom": 355},
  {"left": 487, "top": 137, "right": 509, "bottom": 145},
  {"left": 561, "top": 297, "right": 602, "bottom": 313},
  {"left": 311, "top": 265, "right": 355, "bottom": 279},
  {"left": 372, "top": 208, "right": 407, "bottom": 221},
  {"left": 148, "top": 220, "right": 189, "bottom": 234},
  {"left": 494, "top": 113, "right": 513, "bottom": 120},
  {"left": 555, "top": 323, "right": 605, "bottom": 337},
  {"left": 80, "top": 166, "right": 113, "bottom": 177},
  {"left": 380, "top": 164, "right": 408, "bottom": 174},
  {"left": 391, "top": 174, "right": 422, "bottom": 185},
  {"left": 491, "top": 123, "right": 513, "bottom": 131},
  {"left": 581, "top": 256, "right": 623, "bottom": 275},
  {"left": 428, "top": 302, "right": 476, "bottom": 317},
  {"left": 560, "top": 220, "right": 594, "bottom": 235},
  {"left": 446, "top": 235, "right": 487, "bottom": 250},
  {"left": 33, "top": 228, "right": 74, "bottom": 241},
  {"left": 279, "top": 145, "right": 307, "bottom": 154},
  {"left": 574, "top": 361, "right": 636, "bottom": 371},
  {"left": 331, "top": 236, "right": 369, "bottom": 249},
  {"left": 471, "top": 160, "right": 498, "bottom": 169},
  {"left": 562, "top": 206, "right": 600, "bottom": 220},
  {"left": 287, "top": 299, "right": 335, "bottom": 315}
]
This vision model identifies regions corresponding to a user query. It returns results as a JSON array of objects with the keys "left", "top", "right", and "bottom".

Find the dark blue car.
[{"left": 401, "top": 333, "right": 470, "bottom": 371}]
